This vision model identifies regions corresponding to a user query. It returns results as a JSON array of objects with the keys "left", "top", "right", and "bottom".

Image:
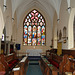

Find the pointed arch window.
[{"left": 23, "top": 9, "right": 46, "bottom": 46}]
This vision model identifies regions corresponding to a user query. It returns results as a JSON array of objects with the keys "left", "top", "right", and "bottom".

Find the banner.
[{"left": 57, "top": 42, "right": 62, "bottom": 56}]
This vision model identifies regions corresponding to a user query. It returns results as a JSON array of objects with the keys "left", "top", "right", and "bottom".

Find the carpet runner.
[
  {"left": 28, "top": 56, "right": 41, "bottom": 61},
  {"left": 26, "top": 61, "right": 43, "bottom": 75}
]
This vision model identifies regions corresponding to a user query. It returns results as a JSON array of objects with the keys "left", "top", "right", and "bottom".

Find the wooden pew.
[
  {"left": 48, "top": 53, "right": 75, "bottom": 74},
  {"left": 48, "top": 53, "right": 62, "bottom": 69},
  {"left": 40, "top": 57, "right": 59, "bottom": 75},
  {"left": 0, "top": 54, "right": 9, "bottom": 73},
  {"left": 0, "top": 52, "right": 19, "bottom": 74},
  {"left": 41, "top": 53, "right": 70, "bottom": 75},
  {"left": 73, "top": 71, "right": 75, "bottom": 75},
  {"left": 63, "top": 55, "right": 75, "bottom": 73},
  {"left": 59, "top": 55, "right": 68, "bottom": 74},
  {"left": 0, "top": 62, "right": 6, "bottom": 72},
  {"left": 12, "top": 56, "right": 28, "bottom": 75}
]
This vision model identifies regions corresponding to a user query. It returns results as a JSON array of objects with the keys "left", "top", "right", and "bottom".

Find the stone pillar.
[
  {"left": 4, "top": 42, "right": 6, "bottom": 54},
  {"left": 8, "top": 41, "right": 10, "bottom": 54}
]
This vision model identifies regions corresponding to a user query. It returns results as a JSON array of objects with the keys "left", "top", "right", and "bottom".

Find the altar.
[{"left": 26, "top": 49, "right": 42, "bottom": 56}]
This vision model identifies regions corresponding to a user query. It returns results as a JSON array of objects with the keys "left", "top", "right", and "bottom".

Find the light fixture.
[
  {"left": 68, "top": 7, "right": 71, "bottom": 10},
  {"left": 12, "top": 18, "right": 14, "bottom": 20},
  {"left": 5, "top": 36, "right": 9, "bottom": 38},
  {"left": 66, "top": 7, "right": 71, "bottom": 11},
  {"left": 62, "top": 37, "right": 68, "bottom": 43},
  {"left": 62, "top": 37, "right": 68, "bottom": 40},
  {"left": 57, "top": 19, "right": 60, "bottom": 21},
  {"left": 57, "top": 19, "right": 60, "bottom": 23},
  {"left": 3, "top": 5, "right": 7, "bottom": 10},
  {"left": 3, "top": 5, "right": 7, "bottom": 8}
]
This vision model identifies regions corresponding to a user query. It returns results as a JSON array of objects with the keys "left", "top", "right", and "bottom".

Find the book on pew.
[
  {"left": 65, "top": 72, "right": 72, "bottom": 75},
  {"left": 13, "top": 67, "right": 20, "bottom": 71}
]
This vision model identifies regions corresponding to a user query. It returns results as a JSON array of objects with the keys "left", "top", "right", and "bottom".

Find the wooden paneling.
[
  {"left": 49, "top": 49, "right": 75, "bottom": 57},
  {"left": 62, "top": 50, "right": 75, "bottom": 58}
]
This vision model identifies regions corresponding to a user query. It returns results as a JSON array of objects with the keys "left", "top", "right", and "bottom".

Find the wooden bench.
[
  {"left": 47, "top": 53, "right": 75, "bottom": 74},
  {"left": 40, "top": 57, "right": 59, "bottom": 75},
  {"left": 45, "top": 53, "right": 69, "bottom": 74},
  {"left": 48, "top": 53, "right": 62, "bottom": 68},
  {"left": 12, "top": 56, "right": 28, "bottom": 75},
  {"left": 73, "top": 70, "right": 75, "bottom": 75},
  {"left": 63, "top": 55, "right": 75, "bottom": 73},
  {"left": 0, "top": 52, "right": 19, "bottom": 74}
]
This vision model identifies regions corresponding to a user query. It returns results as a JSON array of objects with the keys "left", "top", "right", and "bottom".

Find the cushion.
[
  {"left": 0, "top": 71, "right": 5, "bottom": 75},
  {"left": 8, "top": 59, "right": 19, "bottom": 69},
  {"left": 48, "top": 59, "right": 59, "bottom": 68},
  {"left": 8, "top": 64, "right": 13, "bottom": 69}
]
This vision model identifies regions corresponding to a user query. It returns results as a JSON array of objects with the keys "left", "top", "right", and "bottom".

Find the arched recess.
[
  {"left": 53, "top": 12, "right": 58, "bottom": 49},
  {"left": 68, "top": 8, "right": 75, "bottom": 49}
]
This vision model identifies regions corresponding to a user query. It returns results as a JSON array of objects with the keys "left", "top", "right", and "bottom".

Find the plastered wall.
[
  {"left": 5, "top": 0, "right": 12, "bottom": 41},
  {"left": 57, "top": 0, "right": 69, "bottom": 49},
  {"left": 0, "top": 0, "right": 12, "bottom": 41},
  {"left": 0, "top": 0, "right": 4, "bottom": 38}
]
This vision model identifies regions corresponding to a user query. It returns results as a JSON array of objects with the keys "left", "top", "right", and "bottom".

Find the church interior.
[{"left": 0, "top": 0, "right": 75, "bottom": 75}]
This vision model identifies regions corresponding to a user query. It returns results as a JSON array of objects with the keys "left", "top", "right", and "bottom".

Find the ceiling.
[{"left": 10, "top": 0, "right": 70, "bottom": 27}]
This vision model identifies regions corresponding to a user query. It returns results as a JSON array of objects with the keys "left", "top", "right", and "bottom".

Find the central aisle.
[{"left": 26, "top": 61, "right": 43, "bottom": 75}]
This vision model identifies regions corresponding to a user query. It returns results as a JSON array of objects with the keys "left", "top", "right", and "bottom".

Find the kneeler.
[{"left": 0, "top": 71, "right": 5, "bottom": 75}]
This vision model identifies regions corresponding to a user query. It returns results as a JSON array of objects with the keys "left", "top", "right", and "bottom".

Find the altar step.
[
  {"left": 29, "top": 61, "right": 39, "bottom": 65},
  {"left": 28, "top": 56, "right": 41, "bottom": 61}
]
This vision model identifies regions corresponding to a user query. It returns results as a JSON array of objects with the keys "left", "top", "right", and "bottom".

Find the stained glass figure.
[
  {"left": 42, "top": 26, "right": 45, "bottom": 46},
  {"left": 32, "top": 26, "right": 36, "bottom": 38},
  {"left": 24, "top": 26, "right": 27, "bottom": 45},
  {"left": 23, "top": 9, "right": 46, "bottom": 46},
  {"left": 37, "top": 26, "right": 41, "bottom": 45},
  {"left": 28, "top": 26, "right": 32, "bottom": 45}
]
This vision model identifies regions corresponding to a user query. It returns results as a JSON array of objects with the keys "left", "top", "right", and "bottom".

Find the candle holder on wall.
[
  {"left": 62, "top": 37, "right": 68, "bottom": 43},
  {"left": 50, "top": 45, "right": 53, "bottom": 48}
]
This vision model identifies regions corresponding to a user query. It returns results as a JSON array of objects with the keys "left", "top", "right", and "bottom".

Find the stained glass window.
[{"left": 23, "top": 9, "right": 46, "bottom": 46}]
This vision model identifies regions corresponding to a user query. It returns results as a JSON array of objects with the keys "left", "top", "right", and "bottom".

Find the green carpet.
[{"left": 26, "top": 61, "right": 43, "bottom": 75}]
